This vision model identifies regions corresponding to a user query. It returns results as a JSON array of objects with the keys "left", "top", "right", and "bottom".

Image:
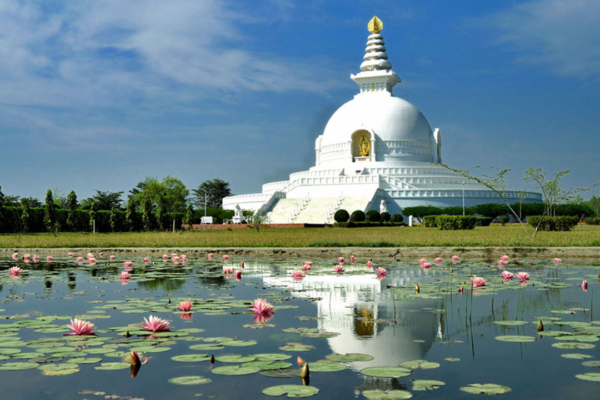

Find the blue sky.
[{"left": 1, "top": 0, "right": 599, "bottom": 201}]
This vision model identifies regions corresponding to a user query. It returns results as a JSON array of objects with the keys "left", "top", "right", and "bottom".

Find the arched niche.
[{"left": 351, "top": 129, "right": 375, "bottom": 162}]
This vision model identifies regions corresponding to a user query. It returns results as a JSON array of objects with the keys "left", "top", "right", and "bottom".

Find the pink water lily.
[
  {"left": 501, "top": 255, "right": 509, "bottom": 262},
  {"left": 452, "top": 255, "right": 460, "bottom": 262},
  {"left": 12, "top": 252, "right": 18, "bottom": 260},
  {"left": 76, "top": 257, "right": 83, "bottom": 262},
  {"left": 68, "top": 253, "right": 73, "bottom": 258},
  {"left": 333, "top": 265, "right": 344, "bottom": 273},
  {"left": 172, "top": 256, "right": 180, "bottom": 263},
  {"left": 516, "top": 272, "right": 530, "bottom": 282},
  {"left": 208, "top": 253, "right": 214, "bottom": 259},
  {"left": 222, "top": 255, "right": 230, "bottom": 261},
  {"left": 304, "top": 261, "right": 312, "bottom": 266},
  {"left": 177, "top": 300, "right": 193, "bottom": 312},
  {"left": 471, "top": 276, "right": 486, "bottom": 287},
  {"left": 250, "top": 298, "right": 274, "bottom": 316},
  {"left": 143, "top": 315, "right": 172, "bottom": 332},
  {"left": 143, "top": 257, "right": 150, "bottom": 263},
  {"left": 124, "top": 261, "right": 133, "bottom": 267},
  {"left": 234, "top": 270, "right": 243, "bottom": 281},
  {"left": 66, "top": 318, "right": 96, "bottom": 336},
  {"left": 23, "top": 254, "right": 30, "bottom": 260},
  {"left": 376, "top": 267, "right": 387, "bottom": 277},
  {"left": 32, "top": 255, "right": 39, "bottom": 262},
  {"left": 119, "top": 271, "right": 131, "bottom": 279},
  {"left": 46, "top": 256, "right": 53, "bottom": 262},
  {"left": 350, "top": 256, "right": 356, "bottom": 263},
  {"left": 109, "top": 255, "right": 116, "bottom": 260},
  {"left": 291, "top": 271, "right": 304, "bottom": 278},
  {"left": 582, "top": 280, "right": 588, "bottom": 292},
  {"left": 435, "top": 257, "right": 442, "bottom": 263},
  {"left": 297, "top": 356, "right": 305, "bottom": 366},
  {"left": 338, "top": 257, "right": 344, "bottom": 264},
  {"left": 223, "top": 267, "right": 233, "bottom": 274},
  {"left": 418, "top": 258, "right": 427, "bottom": 266},
  {"left": 302, "top": 264, "right": 312, "bottom": 271},
  {"left": 88, "top": 258, "right": 96, "bottom": 265},
  {"left": 554, "top": 258, "right": 562, "bottom": 264},
  {"left": 9, "top": 266, "right": 21, "bottom": 276},
  {"left": 180, "top": 255, "right": 187, "bottom": 262},
  {"left": 99, "top": 252, "right": 104, "bottom": 258},
  {"left": 422, "top": 263, "right": 432, "bottom": 269},
  {"left": 366, "top": 260, "right": 373, "bottom": 269},
  {"left": 501, "top": 271, "right": 514, "bottom": 280},
  {"left": 162, "top": 254, "right": 168, "bottom": 261}
]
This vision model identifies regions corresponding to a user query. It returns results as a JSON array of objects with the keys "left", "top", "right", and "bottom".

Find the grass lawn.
[{"left": 1, "top": 225, "right": 600, "bottom": 248}]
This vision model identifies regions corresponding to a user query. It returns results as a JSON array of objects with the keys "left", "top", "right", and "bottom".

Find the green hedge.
[
  {"left": 423, "top": 216, "right": 438, "bottom": 228},
  {"left": 527, "top": 216, "right": 579, "bottom": 231},
  {"left": 333, "top": 221, "right": 404, "bottom": 228},
  {"left": 350, "top": 210, "right": 366, "bottom": 222},
  {"left": 366, "top": 210, "right": 381, "bottom": 222},
  {"left": 585, "top": 218, "right": 600, "bottom": 225},
  {"left": 435, "top": 216, "right": 477, "bottom": 230},
  {"left": 380, "top": 212, "right": 391, "bottom": 222},
  {"left": 476, "top": 217, "right": 493, "bottom": 227},
  {"left": 390, "top": 214, "right": 403, "bottom": 223},
  {"left": 334, "top": 209, "right": 350, "bottom": 223}
]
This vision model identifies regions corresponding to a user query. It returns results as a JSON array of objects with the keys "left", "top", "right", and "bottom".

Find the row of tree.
[{"left": 0, "top": 177, "right": 234, "bottom": 233}]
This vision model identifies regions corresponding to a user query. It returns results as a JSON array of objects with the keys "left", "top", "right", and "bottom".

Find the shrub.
[
  {"left": 350, "top": 210, "right": 366, "bottom": 222},
  {"left": 585, "top": 218, "right": 600, "bottom": 225},
  {"left": 498, "top": 215, "right": 509, "bottom": 226},
  {"left": 334, "top": 209, "right": 350, "bottom": 223},
  {"left": 333, "top": 221, "right": 403, "bottom": 228},
  {"left": 390, "top": 214, "right": 403, "bottom": 223},
  {"left": 366, "top": 210, "right": 381, "bottom": 222},
  {"left": 423, "top": 216, "right": 438, "bottom": 228},
  {"left": 435, "top": 216, "right": 477, "bottom": 230},
  {"left": 476, "top": 217, "right": 493, "bottom": 227},
  {"left": 380, "top": 212, "right": 391, "bottom": 222},
  {"left": 527, "top": 216, "right": 579, "bottom": 231}
]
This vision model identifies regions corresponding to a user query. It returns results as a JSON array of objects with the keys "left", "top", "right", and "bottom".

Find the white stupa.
[{"left": 223, "top": 17, "right": 541, "bottom": 223}]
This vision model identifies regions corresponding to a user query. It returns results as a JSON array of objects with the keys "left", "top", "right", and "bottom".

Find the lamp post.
[{"left": 462, "top": 182, "right": 465, "bottom": 216}]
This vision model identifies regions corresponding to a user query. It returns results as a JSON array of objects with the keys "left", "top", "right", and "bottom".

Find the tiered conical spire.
[{"left": 360, "top": 17, "right": 392, "bottom": 71}]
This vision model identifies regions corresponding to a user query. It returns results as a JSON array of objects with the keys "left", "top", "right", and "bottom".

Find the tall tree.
[
  {"left": 81, "top": 190, "right": 124, "bottom": 210},
  {"left": 185, "top": 204, "right": 194, "bottom": 226},
  {"left": 131, "top": 176, "right": 188, "bottom": 214},
  {"left": 125, "top": 198, "right": 138, "bottom": 231},
  {"left": 588, "top": 195, "right": 600, "bottom": 218},
  {"left": 20, "top": 198, "right": 31, "bottom": 233},
  {"left": 109, "top": 207, "right": 118, "bottom": 232},
  {"left": 0, "top": 185, "right": 5, "bottom": 230},
  {"left": 191, "top": 178, "right": 232, "bottom": 209},
  {"left": 89, "top": 201, "right": 97, "bottom": 232},
  {"left": 44, "top": 189, "right": 57, "bottom": 233},
  {"left": 66, "top": 191, "right": 78, "bottom": 231},
  {"left": 156, "top": 194, "right": 167, "bottom": 231},
  {"left": 142, "top": 197, "right": 153, "bottom": 232}
]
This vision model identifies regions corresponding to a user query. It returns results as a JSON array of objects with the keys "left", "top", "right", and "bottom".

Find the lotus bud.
[
  {"left": 130, "top": 350, "right": 142, "bottom": 378},
  {"left": 415, "top": 284, "right": 420, "bottom": 294},
  {"left": 450, "top": 269, "right": 453, "bottom": 273},
  {"left": 301, "top": 375, "right": 310, "bottom": 386},
  {"left": 125, "top": 331, "right": 132, "bottom": 338},
  {"left": 210, "top": 354, "right": 215, "bottom": 364},
  {"left": 300, "top": 362, "right": 310, "bottom": 378},
  {"left": 240, "top": 261, "right": 245, "bottom": 268},
  {"left": 168, "top": 298, "right": 171, "bottom": 304},
  {"left": 537, "top": 320, "right": 544, "bottom": 332}
]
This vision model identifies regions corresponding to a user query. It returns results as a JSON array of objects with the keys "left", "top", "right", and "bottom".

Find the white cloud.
[{"left": 487, "top": 0, "right": 600, "bottom": 79}]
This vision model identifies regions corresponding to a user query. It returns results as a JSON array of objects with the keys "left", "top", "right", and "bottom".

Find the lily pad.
[
  {"left": 460, "top": 383, "right": 511, "bottom": 395},
  {"left": 216, "top": 354, "right": 257, "bottom": 363},
  {"left": 94, "top": 362, "right": 130, "bottom": 370},
  {"left": 279, "top": 343, "right": 314, "bottom": 352},
  {"left": 445, "top": 358, "right": 460, "bottom": 362},
  {"left": 0, "top": 362, "right": 40, "bottom": 370},
  {"left": 326, "top": 353, "right": 373, "bottom": 362},
  {"left": 552, "top": 343, "right": 596, "bottom": 349},
  {"left": 212, "top": 365, "right": 260, "bottom": 375},
  {"left": 308, "top": 362, "right": 346, "bottom": 372},
  {"left": 493, "top": 321, "right": 529, "bottom": 326},
  {"left": 262, "top": 385, "right": 319, "bottom": 398},
  {"left": 360, "top": 367, "right": 412, "bottom": 378},
  {"left": 189, "top": 343, "right": 224, "bottom": 351},
  {"left": 41, "top": 367, "right": 80, "bottom": 376},
  {"left": 65, "top": 357, "right": 102, "bottom": 364},
  {"left": 260, "top": 369, "right": 302, "bottom": 378},
  {"left": 171, "top": 354, "right": 210, "bottom": 362},
  {"left": 495, "top": 336, "right": 535, "bottom": 343},
  {"left": 221, "top": 340, "right": 257, "bottom": 347},
  {"left": 582, "top": 361, "right": 600, "bottom": 367},
  {"left": 575, "top": 373, "right": 600, "bottom": 382},
  {"left": 412, "top": 380, "right": 446, "bottom": 391},
  {"left": 561, "top": 353, "right": 593, "bottom": 360},
  {"left": 254, "top": 353, "right": 292, "bottom": 361},
  {"left": 168, "top": 376, "right": 212, "bottom": 385},
  {"left": 362, "top": 390, "right": 413, "bottom": 399},
  {"left": 398, "top": 360, "right": 440, "bottom": 370}
]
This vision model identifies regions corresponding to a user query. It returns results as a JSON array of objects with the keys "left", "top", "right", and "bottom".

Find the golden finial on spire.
[{"left": 368, "top": 16, "right": 383, "bottom": 34}]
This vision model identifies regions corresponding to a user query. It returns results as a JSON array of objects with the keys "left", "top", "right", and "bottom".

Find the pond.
[{"left": 1, "top": 252, "right": 600, "bottom": 399}]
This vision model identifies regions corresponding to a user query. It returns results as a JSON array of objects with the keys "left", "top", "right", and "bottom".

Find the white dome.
[{"left": 321, "top": 94, "right": 433, "bottom": 147}]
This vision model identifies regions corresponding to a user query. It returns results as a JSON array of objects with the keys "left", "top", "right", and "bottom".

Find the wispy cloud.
[{"left": 486, "top": 0, "right": 600, "bottom": 80}]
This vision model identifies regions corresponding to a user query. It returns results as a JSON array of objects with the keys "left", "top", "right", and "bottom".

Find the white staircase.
[{"left": 266, "top": 199, "right": 304, "bottom": 223}]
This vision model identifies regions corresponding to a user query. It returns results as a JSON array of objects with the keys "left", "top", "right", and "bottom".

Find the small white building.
[{"left": 223, "top": 17, "right": 541, "bottom": 223}]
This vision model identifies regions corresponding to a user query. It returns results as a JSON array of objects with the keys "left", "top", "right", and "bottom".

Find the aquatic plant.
[
  {"left": 124, "top": 261, "right": 133, "bottom": 267},
  {"left": 223, "top": 267, "right": 233, "bottom": 274},
  {"left": 46, "top": 256, "right": 53, "bottom": 262},
  {"left": 143, "top": 315, "right": 172, "bottom": 332},
  {"left": 452, "top": 255, "right": 460, "bottom": 262},
  {"left": 250, "top": 298, "right": 274, "bottom": 316},
  {"left": 291, "top": 271, "right": 304, "bottom": 278},
  {"left": 376, "top": 267, "right": 387, "bottom": 277},
  {"left": 177, "top": 300, "right": 193, "bottom": 312},
  {"left": 119, "top": 271, "right": 131, "bottom": 279},
  {"left": 8, "top": 266, "right": 21, "bottom": 276},
  {"left": 435, "top": 257, "right": 442, "bottom": 263},
  {"left": 66, "top": 318, "right": 96, "bottom": 336},
  {"left": 333, "top": 266, "right": 344, "bottom": 273},
  {"left": 501, "top": 271, "right": 514, "bottom": 281},
  {"left": 366, "top": 260, "right": 373, "bottom": 269},
  {"left": 234, "top": 270, "right": 243, "bottom": 281},
  {"left": 471, "top": 276, "right": 486, "bottom": 287},
  {"left": 516, "top": 272, "right": 530, "bottom": 282}
]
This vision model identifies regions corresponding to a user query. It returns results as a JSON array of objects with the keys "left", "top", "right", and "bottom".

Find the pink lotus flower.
[
  {"left": 302, "top": 264, "right": 312, "bottom": 271},
  {"left": 172, "top": 256, "right": 180, "bottom": 262},
  {"left": 9, "top": 266, "right": 21, "bottom": 276},
  {"left": 338, "top": 257, "right": 344, "bottom": 264},
  {"left": 119, "top": 271, "right": 131, "bottom": 279},
  {"left": 109, "top": 255, "right": 116, "bottom": 260},
  {"left": 471, "top": 276, "right": 486, "bottom": 287},
  {"left": 250, "top": 298, "right": 274, "bottom": 315},
  {"left": 366, "top": 260, "right": 373, "bottom": 269},
  {"left": 46, "top": 256, "right": 53, "bottom": 262},
  {"left": 435, "top": 257, "right": 442, "bottom": 263},
  {"left": 223, "top": 267, "right": 233, "bottom": 274},
  {"left": 350, "top": 256, "right": 356, "bottom": 263},
  {"left": 124, "top": 261, "right": 133, "bottom": 267},
  {"left": 501, "top": 271, "right": 514, "bottom": 280},
  {"left": 422, "top": 263, "right": 432, "bottom": 269},
  {"left": 582, "top": 280, "right": 588, "bottom": 292},
  {"left": 143, "top": 257, "right": 150, "bottom": 263},
  {"left": 162, "top": 254, "right": 168, "bottom": 261},
  {"left": 208, "top": 253, "right": 214, "bottom": 259},
  {"left": 554, "top": 258, "right": 562, "bottom": 264},
  {"left": 171, "top": 253, "right": 177, "bottom": 257},
  {"left": 23, "top": 254, "right": 31, "bottom": 260},
  {"left": 291, "top": 271, "right": 304, "bottom": 278},
  {"left": 333, "top": 265, "right": 344, "bottom": 273},
  {"left": 451, "top": 255, "right": 460, "bottom": 262},
  {"left": 180, "top": 255, "right": 187, "bottom": 261},
  {"left": 297, "top": 356, "right": 305, "bottom": 366},
  {"left": 376, "top": 267, "right": 387, "bottom": 277},
  {"left": 177, "top": 300, "right": 193, "bottom": 312},
  {"left": 497, "top": 260, "right": 506, "bottom": 266},
  {"left": 88, "top": 258, "right": 96, "bottom": 264},
  {"left": 234, "top": 270, "right": 243, "bottom": 281},
  {"left": 66, "top": 318, "right": 96, "bottom": 336},
  {"left": 67, "top": 253, "right": 73, "bottom": 258},
  {"left": 12, "top": 252, "right": 18, "bottom": 260},
  {"left": 516, "top": 272, "right": 530, "bottom": 282},
  {"left": 76, "top": 257, "right": 83, "bottom": 262},
  {"left": 501, "top": 255, "right": 509, "bottom": 262},
  {"left": 87, "top": 253, "right": 94, "bottom": 259},
  {"left": 418, "top": 258, "right": 427, "bottom": 266},
  {"left": 222, "top": 255, "right": 230, "bottom": 261},
  {"left": 304, "top": 261, "right": 312, "bottom": 266},
  {"left": 142, "top": 315, "right": 172, "bottom": 332},
  {"left": 33, "top": 255, "right": 40, "bottom": 262}
]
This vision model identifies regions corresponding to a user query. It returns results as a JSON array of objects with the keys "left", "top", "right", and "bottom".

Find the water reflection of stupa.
[{"left": 257, "top": 264, "right": 441, "bottom": 369}]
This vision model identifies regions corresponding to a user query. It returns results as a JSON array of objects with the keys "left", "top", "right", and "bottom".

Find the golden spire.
[{"left": 368, "top": 16, "right": 383, "bottom": 34}]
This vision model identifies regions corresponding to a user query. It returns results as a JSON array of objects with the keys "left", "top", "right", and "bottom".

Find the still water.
[{"left": 0, "top": 253, "right": 599, "bottom": 399}]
